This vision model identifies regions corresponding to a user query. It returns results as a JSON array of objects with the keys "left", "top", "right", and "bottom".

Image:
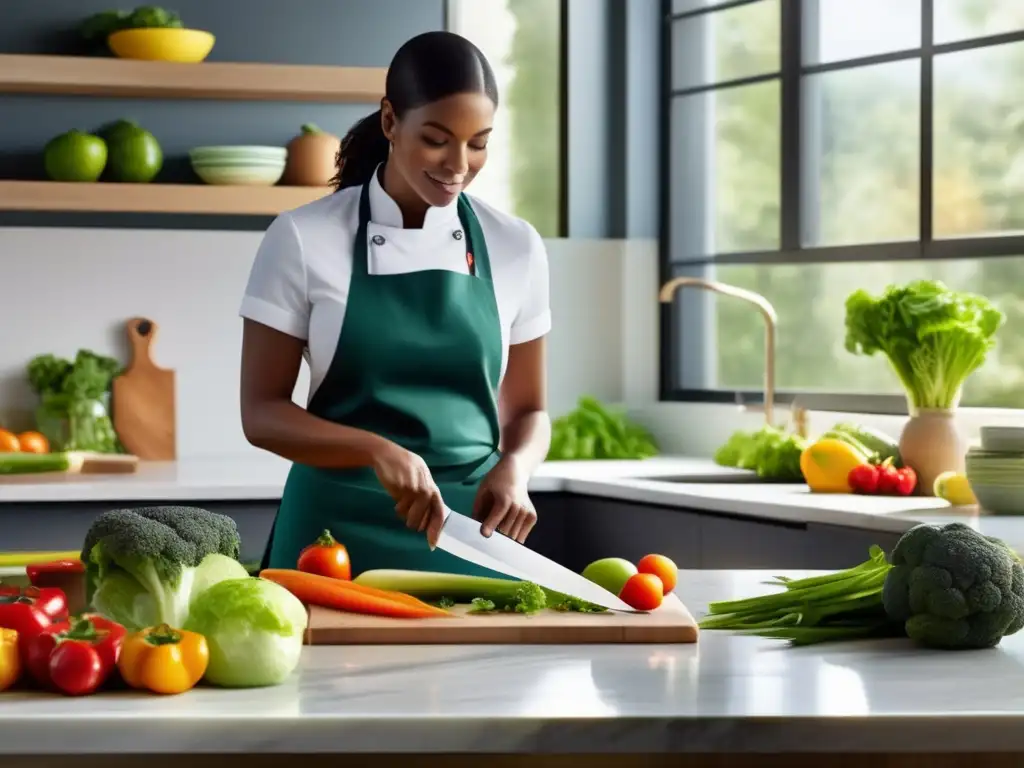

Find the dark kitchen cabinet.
[
  {"left": 805, "top": 523, "right": 903, "bottom": 569},
  {"left": 2, "top": 492, "right": 913, "bottom": 575},
  {"left": 0, "top": 499, "right": 279, "bottom": 564},
  {"left": 699, "top": 513, "right": 808, "bottom": 569},
  {"left": 548, "top": 495, "right": 702, "bottom": 572}
]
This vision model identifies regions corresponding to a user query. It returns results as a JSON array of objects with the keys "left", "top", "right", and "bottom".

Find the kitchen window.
[
  {"left": 661, "top": 0, "right": 1024, "bottom": 413},
  {"left": 446, "top": 0, "right": 566, "bottom": 238}
]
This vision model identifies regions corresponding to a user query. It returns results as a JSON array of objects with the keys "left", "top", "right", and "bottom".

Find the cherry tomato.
[
  {"left": 48, "top": 641, "right": 104, "bottom": 696},
  {"left": 297, "top": 529, "right": 352, "bottom": 580},
  {"left": 637, "top": 553, "right": 679, "bottom": 594},
  {"left": 16, "top": 432, "right": 49, "bottom": 454},
  {"left": 619, "top": 573, "right": 664, "bottom": 611}
]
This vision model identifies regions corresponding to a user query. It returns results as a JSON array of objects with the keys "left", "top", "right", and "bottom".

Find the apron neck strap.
[
  {"left": 457, "top": 194, "right": 492, "bottom": 282},
  {"left": 353, "top": 183, "right": 492, "bottom": 282},
  {"left": 354, "top": 182, "right": 372, "bottom": 278}
]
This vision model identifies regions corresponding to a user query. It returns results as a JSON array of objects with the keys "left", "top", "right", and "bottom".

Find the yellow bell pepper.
[
  {"left": 118, "top": 623, "right": 209, "bottom": 695},
  {"left": 0, "top": 628, "right": 20, "bottom": 692},
  {"left": 800, "top": 438, "right": 871, "bottom": 493}
]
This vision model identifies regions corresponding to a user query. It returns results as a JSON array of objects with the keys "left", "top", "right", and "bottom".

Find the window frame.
[
  {"left": 659, "top": 0, "right": 1024, "bottom": 415},
  {"left": 444, "top": 0, "right": 570, "bottom": 238}
]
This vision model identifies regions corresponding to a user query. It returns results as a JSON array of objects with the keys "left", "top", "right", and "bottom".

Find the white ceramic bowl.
[
  {"left": 192, "top": 162, "right": 285, "bottom": 186},
  {"left": 189, "top": 145, "right": 287, "bottom": 162},
  {"left": 980, "top": 426, "right": 1024, "bottom": 453}
]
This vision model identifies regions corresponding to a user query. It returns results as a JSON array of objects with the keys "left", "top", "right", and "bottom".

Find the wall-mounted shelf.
[
  {"left": 0, "top": 54, "right": 387, "bottom": 103},
  {"left": 0, "top": 181, "right": 331, "bottom": 215}
]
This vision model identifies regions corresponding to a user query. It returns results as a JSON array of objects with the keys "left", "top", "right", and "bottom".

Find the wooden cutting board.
[
  {"left": 305, "top": 594, "right": 699, "bottom": 645},
  {"left": 112, "top": 317, "right": 176, "bottom": 460}
]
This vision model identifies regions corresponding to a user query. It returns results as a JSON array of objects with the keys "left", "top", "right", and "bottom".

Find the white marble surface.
[
  {"left": 0, "top": 454, "right": 756, "bottom": 502},
  {"left": 0, "top": 453, "right": 992, "bottom": 539},
  {"left": 3, "top": 568, "right": 1024, "bottom": 755}
]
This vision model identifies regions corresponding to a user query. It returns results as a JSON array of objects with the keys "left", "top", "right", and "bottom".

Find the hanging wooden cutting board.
[
  {"left": 112, "top": 317, "right": 176, "bottom": 460},
  {"left": 305, "top": 594, "right": 699, "bottom": 645}
]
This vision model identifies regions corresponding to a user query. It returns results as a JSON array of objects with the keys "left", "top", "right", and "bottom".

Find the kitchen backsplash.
[{"left": 0, "top": 226, "right": 659, "bottom": 458}]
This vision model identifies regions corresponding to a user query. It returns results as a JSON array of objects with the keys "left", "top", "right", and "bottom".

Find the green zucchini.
[
  {"left": 0, "top": 452, "right": 72, "bottom": 475},
  {"left": 352, "top": 569, "right": 606, "bottom": 613},
  {"left": 353, "top": 569, "right": 519, "bottom": 602},
  {"left": 829, "top": 422, "right": 902, "bottom": 466}
]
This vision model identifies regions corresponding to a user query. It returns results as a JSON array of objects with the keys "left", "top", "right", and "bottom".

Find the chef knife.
[{"left": 435, "top": 506, "right": 642, "bottom": 613}]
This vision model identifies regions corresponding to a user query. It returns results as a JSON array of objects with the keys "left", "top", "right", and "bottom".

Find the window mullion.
[
  {"left": 780, "top": 0, "right": 803, "bottom": 250},
  {"left": 920, "top": 0, "right": 934, "bottom": 244}
]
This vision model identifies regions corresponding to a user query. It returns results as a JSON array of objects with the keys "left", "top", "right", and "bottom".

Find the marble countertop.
[
  {"left": 0, "top": 454, "right": 762, "bottom": 502},
  {"left": 3, "top": 568, "right": 1024, "bottom": 755},
  {"left": 0, "top": 453, "right": 1004, "bottom": 540}
]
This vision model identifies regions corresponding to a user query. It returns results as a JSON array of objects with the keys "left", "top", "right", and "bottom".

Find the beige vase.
[
  {"left": 898, "top": 407, "right": 967, "bottom": 497},
  {"left": 282, "top": 123, "right": 341, "bottom": 187}
]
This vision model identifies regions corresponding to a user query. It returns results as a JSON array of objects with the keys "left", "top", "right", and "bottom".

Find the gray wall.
[
  {"left": 0, "top": 0, "right": 444, "bottom": 228},
  {"left": 2, "top": 0, "right": 663, "bottom": 238}
]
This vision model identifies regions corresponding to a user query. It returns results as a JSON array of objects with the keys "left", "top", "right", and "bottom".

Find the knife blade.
[{"left": 435, "top": 506, "right": 642, "bottom": 613}]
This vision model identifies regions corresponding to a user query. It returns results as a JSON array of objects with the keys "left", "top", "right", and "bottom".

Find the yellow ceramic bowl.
[{"left": 107, "top": 28, "right": 216, "bottom": 63}]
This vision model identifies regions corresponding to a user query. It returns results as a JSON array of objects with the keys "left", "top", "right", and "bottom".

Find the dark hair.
[{"left": 330, "top": 31, "right": 499, "bottom": 191}]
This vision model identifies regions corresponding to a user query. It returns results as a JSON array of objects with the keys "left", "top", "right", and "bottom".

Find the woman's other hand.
[{"left": 473, "top": 456, "right": 537, "bottom": 543}]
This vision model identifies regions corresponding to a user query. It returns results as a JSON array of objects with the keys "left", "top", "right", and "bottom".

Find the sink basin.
[{"left": 630, "top": 473, "right": 784, "bottom": 484}]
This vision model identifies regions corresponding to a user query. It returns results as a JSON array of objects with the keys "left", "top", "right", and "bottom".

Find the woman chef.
[{"left": 240, "top": 31, "right": 553, "bottom": 574}]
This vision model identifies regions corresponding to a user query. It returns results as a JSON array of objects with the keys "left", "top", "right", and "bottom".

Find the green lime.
[{"left": 43, "top": 130, "right": 107, "bottom": 182}]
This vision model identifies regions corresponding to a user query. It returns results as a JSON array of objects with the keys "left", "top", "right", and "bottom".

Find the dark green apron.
[{"left": 261, "top": 181, "right": 507, "bottom": 578}]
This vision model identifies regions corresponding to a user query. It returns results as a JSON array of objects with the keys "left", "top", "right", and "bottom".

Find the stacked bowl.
[
  {"left": 189, "top": 145, "right": 287, "bottom": 186},
  {"left": 965, "top": 426, "right": 1024, "bottom": 514}
]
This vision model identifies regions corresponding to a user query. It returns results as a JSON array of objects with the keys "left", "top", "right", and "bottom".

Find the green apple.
[{"left": 581, "top": 557, "right": 637, "bottom": 595}]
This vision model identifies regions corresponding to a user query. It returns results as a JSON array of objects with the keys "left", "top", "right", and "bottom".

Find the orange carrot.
[
  {"left": 259, "top": 569, "right": 451, "bottom": 619},
  {"left": 260, "top": 567, "right": 438, "bottom": 609}
]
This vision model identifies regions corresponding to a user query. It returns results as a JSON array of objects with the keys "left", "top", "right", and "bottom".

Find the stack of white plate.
[
  {"left": 189, "top": 145, "right": 287, "bottom": 186},
  {"left": 965, "top": 426, "right": 1024, "bottom": 514}
]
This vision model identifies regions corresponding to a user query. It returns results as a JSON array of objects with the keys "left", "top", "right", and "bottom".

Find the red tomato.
[
  {"left": 48, "top": 641, "right": 104, "bottom": 696},
  {"left": 297, "top": 529, "right": 352, "bottom": 580},
  {"left": 637, "top": 553, "right": 678, "bottom": 594},
  {"left": 619, "top": 573, "right": 664, "bottom": 611}
]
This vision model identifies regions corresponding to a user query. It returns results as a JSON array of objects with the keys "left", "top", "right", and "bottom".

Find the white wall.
[
  {"left": 2, "top": 225, "right": 1015, "bottom": 461},
  {"left": 0, "top": 227, "right": 657, "bottom": 458}
]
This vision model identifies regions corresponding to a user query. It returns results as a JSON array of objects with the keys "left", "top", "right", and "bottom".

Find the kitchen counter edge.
[{"left": 0, "top": 454, "right": 982, "bottom": 535}]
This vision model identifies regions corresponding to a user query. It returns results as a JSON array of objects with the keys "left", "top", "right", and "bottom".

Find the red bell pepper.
[
  {"left": 24, "top": 613, "right": 126, "bottom": 696},
  {"left": 848, "top": 464, "right": 880, "bottom": 494},
  {"left": 0, "top": 586, "right": 68, "bottom": 640},
  {"left": 26, "top": 559, "right": 84, "bottom": 583}
]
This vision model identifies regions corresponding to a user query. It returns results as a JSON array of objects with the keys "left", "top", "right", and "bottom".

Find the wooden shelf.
[
  {"left": 0, "top": 180, "right": 331, "bottom": 215},
  {"left": 0, "top": 54, "right": 386, "bottom": 103}
]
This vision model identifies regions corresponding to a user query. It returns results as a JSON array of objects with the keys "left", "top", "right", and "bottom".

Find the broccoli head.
[
  {"left": 81, "top": 506, "right": 247, "bottom": 630},
  {"left": 882, "top": 522, "right": 1024, "bottom": 649}
]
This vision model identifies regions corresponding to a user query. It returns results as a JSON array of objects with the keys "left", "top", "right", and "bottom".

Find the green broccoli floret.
[
  {"left": 81, "top": 506, "right": 247, "bottom": 630},
  {"left": 882, "top": 522, "right": 1024, "bottom": 649}
]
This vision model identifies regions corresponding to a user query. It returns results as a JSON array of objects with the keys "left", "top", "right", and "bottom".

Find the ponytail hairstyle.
[{"left": 330, "top": 31, "right": 499, "bottom": 191}]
